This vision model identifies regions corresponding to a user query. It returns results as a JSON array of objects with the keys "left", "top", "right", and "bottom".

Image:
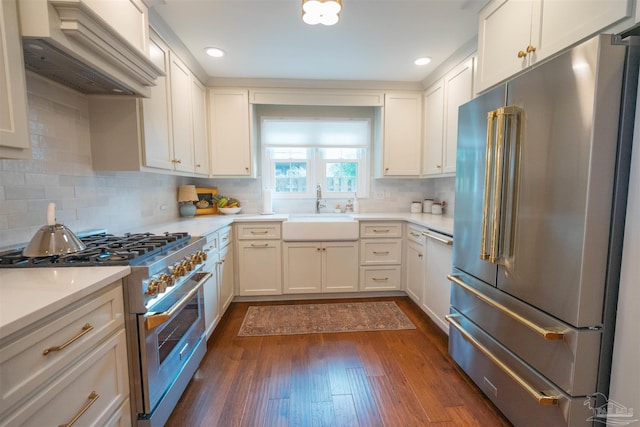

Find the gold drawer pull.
[
  {"left": 372, "top": 251, "right": 390, "bottom": 255},
  {"left": 251, "top": 243, "right": 270, "bottom": 247},
  {"left": 448, "top": 275, "right": 565, "bottom": 340},
  {"left": 372, "top": 277, "right": 389, "bottom": 281},
  {"left": 446, "top": 315, "right": 560, "bottom": 406},
  {"left": 43, "top": 323, "right": 93, "bottom": 355},
  {"left": 250, "top": 230, "right": 269, "bottom": 235},
  {"left": 58, "top": 391, "right": 99, "bottom": 427},
  {"left": 372, "top": 229, "right": 390, "bottom": 233}
]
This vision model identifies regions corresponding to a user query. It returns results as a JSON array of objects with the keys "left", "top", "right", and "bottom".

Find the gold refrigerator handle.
[
  {"left": 481, "top": 110, "right": 497, "bottom": 261},
  {"left": 445, "top": 314, "right": 561, "bottom": 406},
  {"left": 490, "top": 108, "right": 507, "bottom": 263},
  {"left": 447, "top": 275, "right": 565, "bottom": 340}
]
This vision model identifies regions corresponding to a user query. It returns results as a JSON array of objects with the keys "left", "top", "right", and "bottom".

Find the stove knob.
[
  {"left": 182, "top": 260, "right": 193, "bottom": 272},
  {"left": 200, "top": 250, "right": 208, "bottom": 261},
  {"left": 145, "top": 280, "right": 159, "bottom": 296},
  {"left": 172, "top": 265, "right": 184, "bottom": 277},
  {"left": 159, "top": 273, "right": 174, "bottom": 287}
]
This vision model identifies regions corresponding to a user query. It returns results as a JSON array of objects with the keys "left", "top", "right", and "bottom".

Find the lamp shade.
[{"left": 178, "top": 185, "right": 198, "bottom": 202}]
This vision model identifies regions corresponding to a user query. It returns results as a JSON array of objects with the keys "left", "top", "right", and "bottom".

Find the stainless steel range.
[{"left": 0, "top": 231, "right": 210, "bottom": 427}]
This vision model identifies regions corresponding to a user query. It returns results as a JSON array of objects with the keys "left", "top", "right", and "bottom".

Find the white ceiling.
[{"left": 151, "top": 0, "right": 487, "bottom": 86}]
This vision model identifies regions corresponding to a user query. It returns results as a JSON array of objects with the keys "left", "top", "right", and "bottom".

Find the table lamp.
[{"left": 178, "top": 185, "right": 198, "bottom": 217}]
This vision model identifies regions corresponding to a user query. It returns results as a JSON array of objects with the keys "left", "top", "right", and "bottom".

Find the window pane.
[
  {"left": 326, "top": 162, "right": 358, "bottom": 193},
  {"left": 275, "top": 161, "right": 307, "bottom": 193},
  {"left": 270, "top": 147, "right": 308, "bottom": 160}
]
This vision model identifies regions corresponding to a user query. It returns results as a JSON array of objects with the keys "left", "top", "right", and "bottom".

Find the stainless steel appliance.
[
  {"left": 0, "top": 231, "right": 209, "bottom": 427},
  {"left": 448, "top": 34, "right": 638, "bottom": 427}
]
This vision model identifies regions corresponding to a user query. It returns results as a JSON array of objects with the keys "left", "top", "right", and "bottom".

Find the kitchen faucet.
[{"left": 316, "top": 184, "right": 325, "bottom": 213}]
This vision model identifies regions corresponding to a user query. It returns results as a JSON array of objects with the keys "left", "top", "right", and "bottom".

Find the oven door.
[{"left": 138, "top": 270, "right": 210, "bottom": 414}]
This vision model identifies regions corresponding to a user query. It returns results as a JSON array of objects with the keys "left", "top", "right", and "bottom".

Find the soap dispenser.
[{"left": 352, "top": 193, "right": 359, "bottom": 213}]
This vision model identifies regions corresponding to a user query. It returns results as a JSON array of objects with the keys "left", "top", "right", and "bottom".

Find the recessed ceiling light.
[
  {"left": 205, "top": 47, "right": 224, "bottom": 58},
  {"left": 414, "top": 57, "right": 431, "bottom": 66}
]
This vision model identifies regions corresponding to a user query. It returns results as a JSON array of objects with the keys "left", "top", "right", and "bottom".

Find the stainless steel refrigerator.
[{"left": 448, "top": 34, "right": 638, "bottom": 427}]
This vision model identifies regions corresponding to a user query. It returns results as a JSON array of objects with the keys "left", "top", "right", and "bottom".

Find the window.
[{"left": 261, "top": 113, "right": 371, "bottom": 199}]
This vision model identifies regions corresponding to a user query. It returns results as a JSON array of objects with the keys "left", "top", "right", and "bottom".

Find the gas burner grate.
[{"left": 0, "top": 231, "right": 192, "bottom": 267}]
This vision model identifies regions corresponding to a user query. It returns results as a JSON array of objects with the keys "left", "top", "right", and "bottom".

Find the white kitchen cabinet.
[
  {"left": 405, "top": 224, "right": 426, "bottom": 304},
  {"left": 169, "top": 52, "right": 195, "bottom": 173},
  {"left": 202, "top": 232, "right": 220, "bottom": 340},
  {"left": 89, "top": 30, "right": 208, "bottom": 176},
  {"left": 0, "top": 281, "right": 129, "bottom": 426},
  {"left": 422, "top": 55, "right": 474, "bottom": 176},
  {"left": 359, "top": 221, "right": 403, "bottom": 291},
  {"left": 477, "top": 0, "right": 631, "bottom": 93},
  {"left": 0, "top": 0, "right": 31, "bottom": 159},
  {"left": 422, "top": 79, "right": 445, "bottom": 176},
  {"left": 378, "top": 92, "right": 422, "bottom": 177},
  {"left": 84, "top": 0, "right": 149, "bottom": 54},
  {"left": 283, "top": 241, "right": 358, "bottom": 294},
  {"left": 191, "top": 77, "right": 209, "bottom": 175},
  {"left": 208, "top": 89, "right": 255, "bottom": 177},
  {"left": 216, "top": 226, "right": 234, "bottom": 314},
  {"left": 237, "top": 222, "right": 282, "bottom": 296},
  {"left": 422, "top": 229, "right": 453, "bottom": 334}
]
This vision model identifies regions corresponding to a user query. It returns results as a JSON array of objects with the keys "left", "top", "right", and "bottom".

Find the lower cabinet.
[
  {"left": 236, "top": 222, "right": 282, "bottom": 296},
  {"left": 0, "top": 281, "right": 130, "bottom": 426},
  {"left": 421, "top": 230, "right": 454, "bottom": 333},
  {"left": 218, "top": 240, "right": 235, "bottom": 313},
  {"left": 405, "top": 225, "right": 426, "bottom": 304},
  {"left": 359, "top": 221, "right": 403, "bottom": 291},
  {"left": 202, "top": 226, "right": 234, "bottom": 340},
  {"left": 283, "top": 241, "right": 358, "bottom": 293}
]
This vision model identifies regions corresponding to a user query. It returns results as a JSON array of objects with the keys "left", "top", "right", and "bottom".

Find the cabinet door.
[
  {"left": 0, "top": 0, "right": 31, "bottom": 159},
  {"left": 323, "top": 242, "right": 358, "bottom": 293},
  {"left": 537, "top": 0, "right": 631, "bottom": 63},
  {"left": 191, "top": 77, "right": 209, "bottom": 175},
  {"left": 422, "top": 231, "right": 453, "bottom": 334},
  {"left": 219, "top": 244, "right": 234, "bottom": 313},
  {"left": 443, "top": 56, "right": 474, "bottom": 174},
  {"left": 209, "top": 89, "right": 253, "bottom": 177},
  {"left": 405, "top": 239, "right": 424, "bottom": 304},
  {"left": 142, "top": 31, "right": 173, "bottom": 170},
  {"left": 477, "top": 0, "right": 536, "bottom": 92},
  {"left": 283, "top": 242, "right": 322, "bottom": 293},
  {"left": 238, "top": 240, "right": 282, "bottom": 296},
  {"left": 382, "top": 93, "right": 422, "bottom": 176},
  {"left": 169, "top": 52, "right": 194, "bottom": 173},
  {"left": 422, "top": 80, "right": 445, "bottom": 175},
  {"left": 203, "top": 254, "right": 220, "bottom": 340}
]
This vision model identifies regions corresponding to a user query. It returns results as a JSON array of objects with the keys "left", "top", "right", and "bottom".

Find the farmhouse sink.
[{"left": 282, "top": 214, "right": 359, "bottom": 241}]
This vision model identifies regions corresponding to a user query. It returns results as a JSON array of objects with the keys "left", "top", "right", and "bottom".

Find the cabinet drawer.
[
  {"left": 218, "top": 225, "right": 232, "bottom": 248},
  {"left": 1, "top": 329, "right": 129, "bottom": 427},
  {"left": 104, "top": 398, "right": 132, "bottom": 427},
  {"left": 406, "top": 224, "right": 427, "bottom": 244},
  {"left": 360, "top": 221, "right": 403, "bottom": 238},
  {"left": 236, "top": 222, "right": 281, "bottom": 240},
  {"left": 360, "top": 239, "right": 402, "bottom": 265},
  {"left": 359, "top": 266, "right": 402, "bottom": 291},
  {"left": 203, "top": 232, "right": 219, "bottom": 252},
  {"left": 0, "top": 283, "right": 124, "bottom": 414}
]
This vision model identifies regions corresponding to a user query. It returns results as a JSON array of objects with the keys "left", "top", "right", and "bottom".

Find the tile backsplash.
[{"left": 0, "top": 74, "right": 454, "bottom": 248}]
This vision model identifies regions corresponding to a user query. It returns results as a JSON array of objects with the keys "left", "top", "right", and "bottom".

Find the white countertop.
[
  {"left": 134, "top": 212, "right": 454, "bottom": 237},
  {"left": 1, "top": 212, "right": 452, "bottom": 339},
  {"left": 0, "top": 266, "right": 130, "bottom": 339}
]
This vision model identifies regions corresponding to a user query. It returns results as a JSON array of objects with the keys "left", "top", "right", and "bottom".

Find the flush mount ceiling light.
[
  {"left": 302, "top": 0, "right": 342, "bottom": 26},
  {"left": 414, "top": 57, "right": 432, "bottom": 66},
  {"left": 205, "top": 47, "right": 224, "bottom": 58}
]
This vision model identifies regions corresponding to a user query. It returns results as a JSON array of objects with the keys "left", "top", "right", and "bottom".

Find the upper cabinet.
[
  {"left": 208, "top": 89, "right": 254, "bottom": 177},
  {"left": 0, "top": 0, "right": 31, "bottom": 159},
  {"left": 423, "top": 56, "right": 474, "bottom": 177},
  {"left": 90, "top": 30, "right": 209, "bottom": 176},
  {"left": 378, "top": 92, "right": 423, "bottom": 177},
  {"left": 477, "top": 0, "right": 632, "bottom": 93}
]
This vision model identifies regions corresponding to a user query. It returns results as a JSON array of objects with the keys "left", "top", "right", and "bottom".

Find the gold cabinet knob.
[
  {"left": 517, "top": 50, "right": 527, "bottom": 58},
  {"left": 526, "top": 45, "right": 536, "bottom": 54}
]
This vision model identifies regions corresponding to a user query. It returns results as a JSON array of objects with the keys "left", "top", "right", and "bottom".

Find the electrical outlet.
[{"left": 374, "top": 191, "right": 385, "bottom": 200}]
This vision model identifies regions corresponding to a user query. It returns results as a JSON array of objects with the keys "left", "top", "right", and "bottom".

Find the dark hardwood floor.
[{"left": 166, "top": 297, "right": 512, "bottom": 427}]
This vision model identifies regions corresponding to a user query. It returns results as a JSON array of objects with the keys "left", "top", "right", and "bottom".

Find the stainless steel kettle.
[{"left": 23, "top": 203, "right": 86, "bottom": 257}]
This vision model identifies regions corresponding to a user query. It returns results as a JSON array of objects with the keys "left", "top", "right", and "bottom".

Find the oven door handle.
[{"left": 145, "top": 272, "right": 212, "bottom": 330}]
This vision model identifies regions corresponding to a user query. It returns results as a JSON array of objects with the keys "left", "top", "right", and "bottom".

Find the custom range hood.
[{"left": 18, "top": 0, "right": 163, "bottom": 96}]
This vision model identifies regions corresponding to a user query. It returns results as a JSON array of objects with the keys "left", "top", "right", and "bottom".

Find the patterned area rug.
[{"left": 237, "top": 301, "right": 416, "bottom": 336}]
